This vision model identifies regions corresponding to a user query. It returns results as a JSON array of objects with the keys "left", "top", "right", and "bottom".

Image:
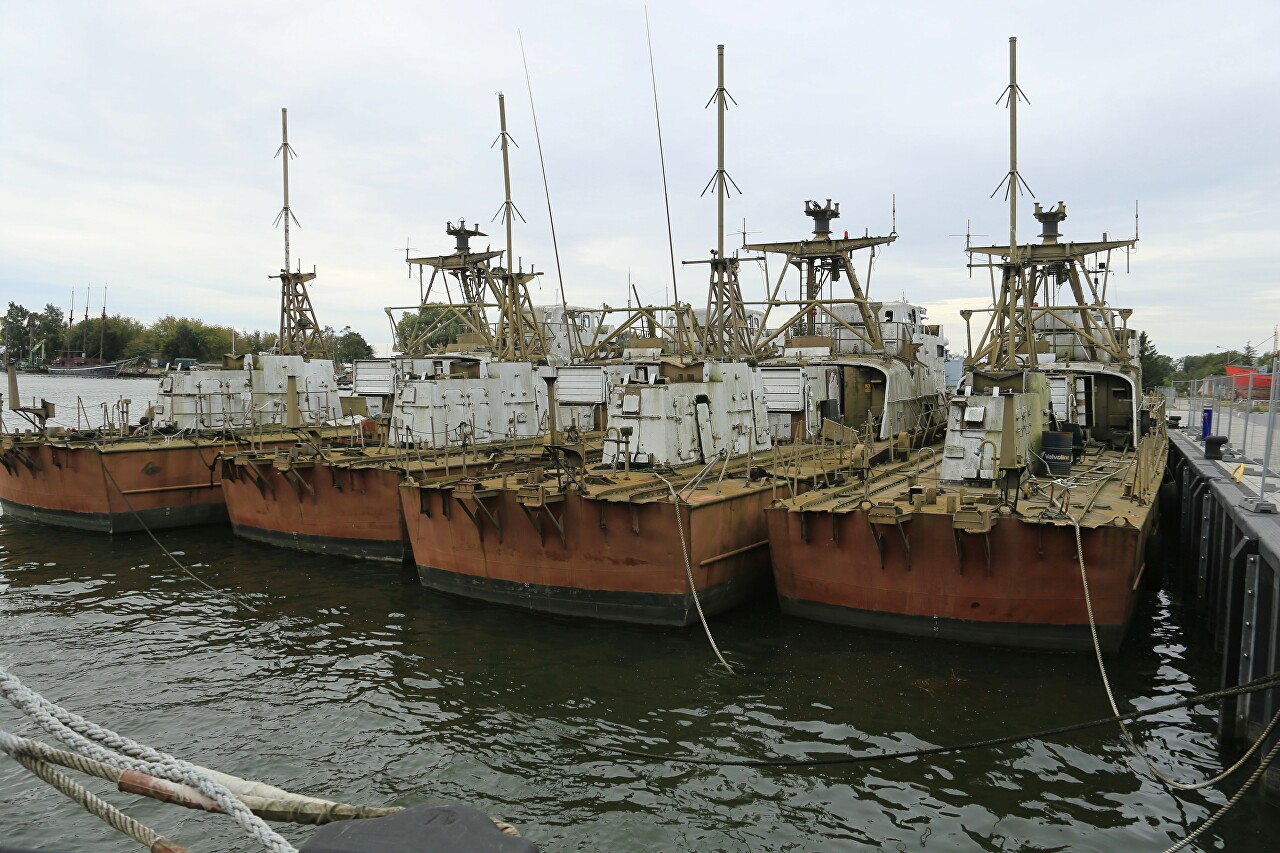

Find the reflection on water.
[{"left": 1, "top": 513, "right": 1277, "bottom": 850}]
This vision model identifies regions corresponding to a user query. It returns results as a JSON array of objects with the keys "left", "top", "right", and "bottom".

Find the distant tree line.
[
  {"left": 2, "top": 301, "right": 374, "bottom": 366},
  {"left": 1140, "top": 333, "right": 1279, "bottom": 390}
]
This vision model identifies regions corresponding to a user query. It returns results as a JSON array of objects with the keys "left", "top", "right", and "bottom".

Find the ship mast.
[
  {"left": 686, "top": 44, "right": 751, "bottom": 359},
  {"left": 99, "top": 286, "right": 106, "bottom": 360},
  {"left": 964, "top": 37, "right": 1138, "bottom": 372},
  {"left": 400, "top": 95, "right": 548, "bottom": 361},
  {"left": 491, "top": 93, "right": 547, "bottom": 362},
  {"left": 271, "top": 108, "right": 328, "bottom": 358}
]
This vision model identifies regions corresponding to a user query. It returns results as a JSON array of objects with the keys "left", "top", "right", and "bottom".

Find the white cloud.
[{"left": 2, "top": 0, "right": 1276, "bottom": 363}]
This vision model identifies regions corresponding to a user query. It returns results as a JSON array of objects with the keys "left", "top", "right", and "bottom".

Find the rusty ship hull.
[
  {"left": 0, "top": 428, "right": 354, "bottom": 534},
  {"left": 767, "top": 503, "right": 1150, "bottom": 652},
  {"left": 0, "top": 439, "right": 233, "bottom": 533},
  {"left": 222, "top": 457, "right": 409, "bottom": 562},
  {"left": 400, "top": 479, "right": 779, "bottom": 626},
  {"left": 219, "top": 436, "right": 562, "bottom": 564}
]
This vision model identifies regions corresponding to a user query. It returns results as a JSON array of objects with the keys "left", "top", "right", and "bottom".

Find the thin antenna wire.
[
  {"left": 645, "top": 6, "right": 680, "bottom": 309},
  {"left": 519, "top": 30, "right": 575, "bottom": 356}
]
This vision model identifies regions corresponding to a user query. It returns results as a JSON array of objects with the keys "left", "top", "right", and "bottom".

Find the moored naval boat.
[
  {"left": 220, "top": 94, "right": 611, "bottom": 562},
  {"left": 745, "top": 198, "right": 948, "bottom": 448},
  {"left": 0, "top": 108, "right": 350, "bottom": 533},
  {"left": 395, "top": 45, "right": 951, "bottom": 625},
  {"left": 766, "top": 38, "right": 1165, "bottom": 652}
]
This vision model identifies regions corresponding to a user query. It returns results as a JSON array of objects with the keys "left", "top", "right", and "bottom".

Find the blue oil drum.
[{"left": 1042, "top": 431, "right": 1073, "bottom": 476}]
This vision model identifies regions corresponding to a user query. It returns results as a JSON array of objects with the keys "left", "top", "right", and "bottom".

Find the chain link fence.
[{"left": 1161, "top": 363, "right": 1280, "bottom": 502}]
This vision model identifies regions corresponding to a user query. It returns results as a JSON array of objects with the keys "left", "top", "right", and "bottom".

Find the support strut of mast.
[
  {"left": 397, "top": 220, "right": 503, "bottom": 355},
  {"left": 744, "top": 199, "right": 894, "bottom": 356},
  {"left": 395, "top": 94, "right": 549, "bottom": 361}
]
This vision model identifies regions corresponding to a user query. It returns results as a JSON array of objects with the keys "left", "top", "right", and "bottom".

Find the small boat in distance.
[
  {"left": 1224, "top": 365, "right": 1273, "bottom": 400},
  {"left": 46, "top": 356, "right": 138, "bottom": 377}
]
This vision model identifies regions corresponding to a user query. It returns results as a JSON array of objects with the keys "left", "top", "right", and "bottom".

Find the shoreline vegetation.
[{"left": 2, "top": 300, "right": 373, "bottom": 366}]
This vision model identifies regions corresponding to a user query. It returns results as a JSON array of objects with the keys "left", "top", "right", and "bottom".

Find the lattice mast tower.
[
  {"left": 272, "top": 108, "right": 328, "bottom": 358},
  {"left": 688, "top": 45, "right": 753, "bottom": 359},
  {"left": 964, "top": 38, "right": 1137, "bottom": 371}
]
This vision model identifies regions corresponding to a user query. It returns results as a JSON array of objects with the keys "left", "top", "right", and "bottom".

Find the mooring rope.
[
  {"left": 0, "top": 730, "right": 124, "bottom": 781},
  {"left": 0, "top": 665, "right": 296, "bottom": 853},
  {"left": 96, "top": 452, "right": 257, "bottom": 612},
  {"left": 1068, "top": 512, "right": 1280, "bottom": 851},
  {"left": 1069, "top": 515, "right": 1280, "bottom": 792},
  {"left": 0, "top": 669, "right": 524, "bottom": 840},
  {"left": 1160, "top": 731, "right": 1280, "bottom": 853},
  {"left": 654, "top": 471, "right": 734, "bottom": 674},
  {"left": 2, "top": 735, "right": 189, "bottom": 853}
]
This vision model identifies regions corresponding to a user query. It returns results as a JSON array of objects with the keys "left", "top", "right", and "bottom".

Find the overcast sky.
[{"left": 2, "top": 1, "right": 1276, "bottom": 360}]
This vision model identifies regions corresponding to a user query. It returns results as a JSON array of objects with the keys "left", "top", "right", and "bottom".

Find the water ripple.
[{"left": 0, "top": 516, "right": 1276, "bottom": 850}]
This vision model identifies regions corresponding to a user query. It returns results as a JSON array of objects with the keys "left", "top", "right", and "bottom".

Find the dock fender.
[
  {"left": 1157, "top": 480, "right": 1180, "bottom": 538},
  {"left": 1143, "top": 520, "right": 1166, "bottom": 587}
]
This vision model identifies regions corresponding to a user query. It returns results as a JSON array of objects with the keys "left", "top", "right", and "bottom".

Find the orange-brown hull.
[
  {"left": 0, "top": 442, "right": 229, "bottom": 533},
  {"left": 767, "top": 507, "right": 1150, "bottom": 651},
  {"left": 400, "top": 484, "right": 776, "bottom": 625},
  {"left": 221, "top": 460, "right": 407, "bottom": 562}
]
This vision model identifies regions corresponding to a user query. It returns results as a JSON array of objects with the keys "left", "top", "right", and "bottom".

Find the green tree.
[
  {"left": 333, "top": 326, "right": 374, "bottom": 364},
  {"left": 165, "top": 320, "right": 204, "bottom": 362},
  {"left": 33, "top": 305, "right": 65, "bottom": 355},
  {"left": 1176, "top": 351, "right": 1243, "bottom": 382},
  {"left": 1138, "top": 332, "right": 1174, "bottom": 390},
  {"left": 2, "top": 302, "right": 33, "bottom": 357},
  {"left": 235, "top": 329, "right": 279, "bottom": 355}
]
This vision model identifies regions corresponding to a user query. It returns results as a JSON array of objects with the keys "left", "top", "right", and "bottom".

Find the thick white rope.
[
  {"left": 1, "top": 734, "right": 182, "bottom": 852},
  {"left": 0, "top": 666, "right": 297, "bottom": 853},
  {"left": 654, "top": 472, "right": 734, "bottom": 674}
]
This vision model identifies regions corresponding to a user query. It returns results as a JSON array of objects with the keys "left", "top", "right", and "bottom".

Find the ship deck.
[
  {"left": 779, "top": 438, "right": 1165, "bottom": 529},
  {"left": 417, "top": 437, "right": 902, "bottom": 505}
]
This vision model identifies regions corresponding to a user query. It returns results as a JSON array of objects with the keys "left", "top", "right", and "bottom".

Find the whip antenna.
[
  {"left": 519, "top": 31, "right": 577, "bottom": 358},
  {"left": 645, "top": 7, "right": 681, "bottom": 312}
]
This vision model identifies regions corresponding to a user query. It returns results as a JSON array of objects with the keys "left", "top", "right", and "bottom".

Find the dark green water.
[{"left": 1, "top": 512, "right": 1277, "bottom": 851}]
